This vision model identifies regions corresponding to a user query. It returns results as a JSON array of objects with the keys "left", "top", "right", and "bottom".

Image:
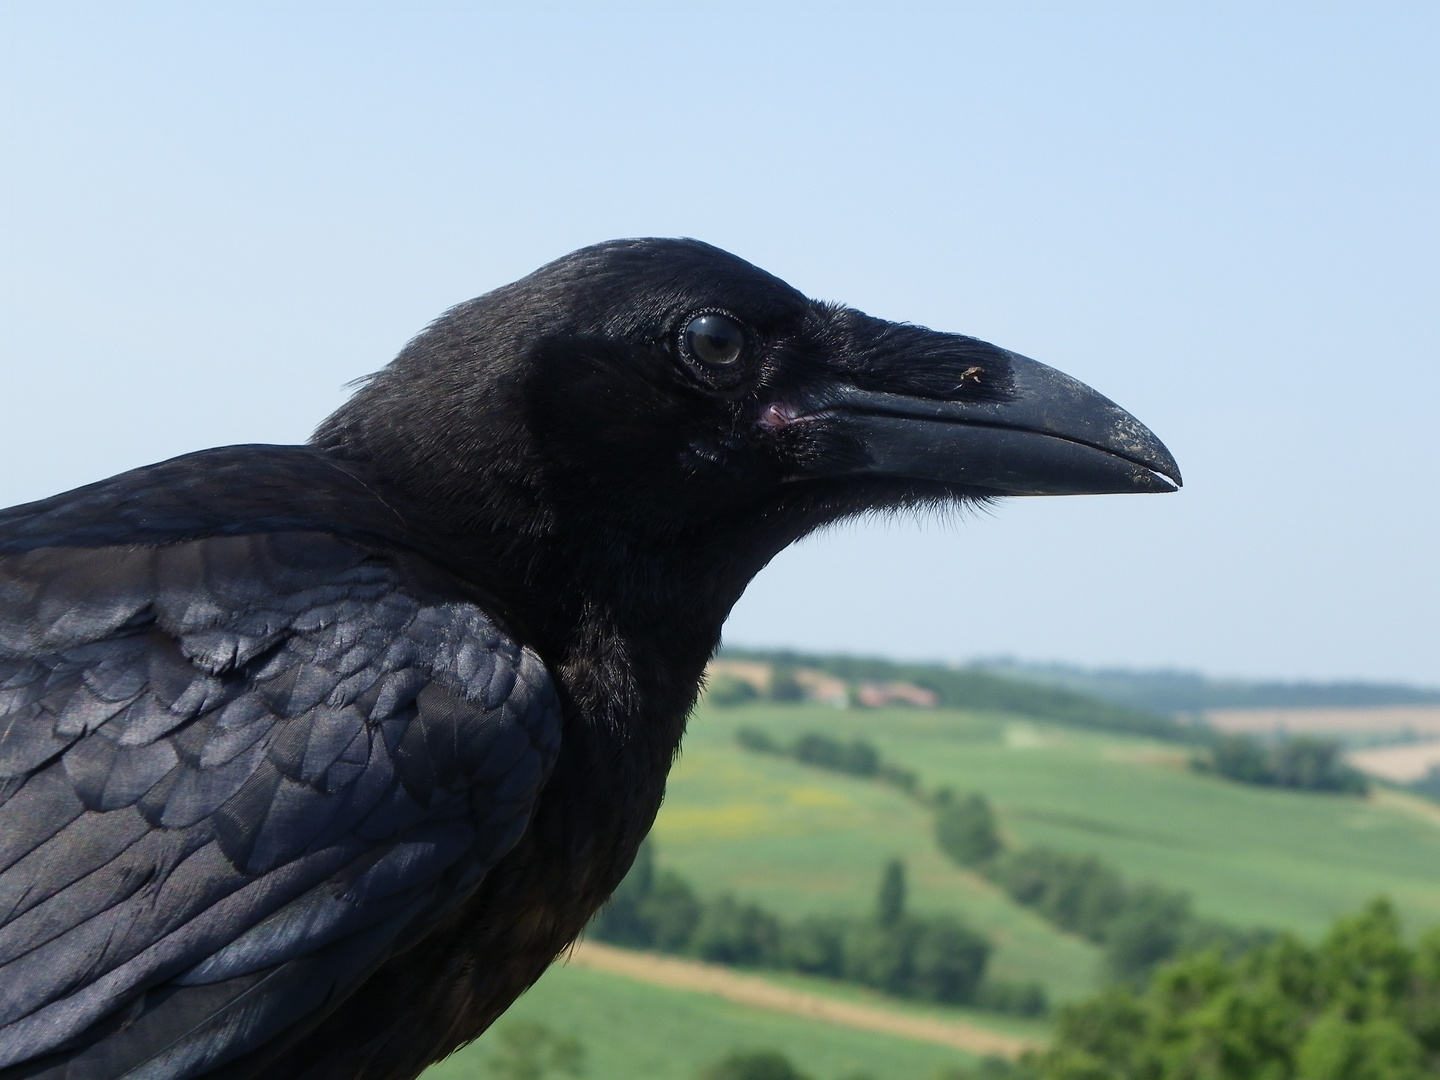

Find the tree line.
[
  {"left": 732, "top": 703, "right": 1366, "bottom": 802},
  {"left": 1028, "top": 897, "right": 1440, "bottom": 1078},
  {"left": 588, "top": 843, "right": 1046, "bottom": 1016},
  {"left": 567, "top": 898, "right": 1440, "bottom": 1079},
  {"left": 715, "top": 649, "right": 1198, "bottom": 743},
  {"left": 1194, "top": 733, "right": 1368, "bottom": 794},
  {"left": 734, "top": 727, "right": 1270, "bottom": 986},
  {"left": 740, "top": 729, "right": 1433, "bottom": 1075},
  {"left": 736, "top": 727, "right": 921, "bottom": 795},
  {"left": 933, "top": 793, "right": 1269, "bottom": 985}
]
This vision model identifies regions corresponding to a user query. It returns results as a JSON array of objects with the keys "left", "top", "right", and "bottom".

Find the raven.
[{"left": 0, "top": 239, "right": 1179, "bottom": 1080}]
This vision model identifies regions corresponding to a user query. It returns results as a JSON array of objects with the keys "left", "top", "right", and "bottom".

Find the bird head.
[{"left": 314, "top": 239, "right": 1179, "bottom": 688}]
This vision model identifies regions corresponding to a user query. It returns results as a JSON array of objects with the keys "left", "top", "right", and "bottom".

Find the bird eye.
[{"left": 683, "top": 313, "right": 746, "bottom": 369}]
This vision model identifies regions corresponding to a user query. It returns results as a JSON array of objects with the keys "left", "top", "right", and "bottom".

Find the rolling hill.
[
  {"left": 424, "top": 694, "right": 1440, "bottom": 1080},
  {"left": 969, "top": 659, "right": 1440, "bottom": 713}
]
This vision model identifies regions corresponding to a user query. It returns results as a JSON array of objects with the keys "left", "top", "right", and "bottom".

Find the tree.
[
  {"left": 769, "top": 667, "right": 805, "bottom": 702},
  {"left": 708, "top": 674, "right": 760, "bottom": 706},
  {"left": 844, "top": 919, "right": 917, "bottom": 995},
  {"left": 587, "top": 840, "right": 700, "bottom": 950},
  {"left": 991, "top": 848, "right": 1125, "bottom": 941},
  {"left": 640, "top": 870, "right": 703, "bottom": 951},
  {"left": 690, "top": 894, "right": 782, "bottom": 966},
  {"left": 1103, "top": 885, "right": 1192, "bottom": 986},
  {"left": 1029, "top": 898, "right": 1440, "bottom": 1080},
  {"left": 1203, "top": 734, "right": 1368, "bottom": 794},
  {"left": 1209, "top": 734, "right": 1272, "bottom": 785},
  {"left": 910, "top": 916, "right": 990, "bottom": 1003},
  {"left": 780, "top": 916, "right": 847, "bottom": 977},
  {"left": 1270, "top": 736, "right": 1368, "bottom": 793},
  {"left": 877, "top": 859, "right": 907, "bottom": 926},
  {"left": 935, "top": 793, "right": 1002, "bottom": 866},
  {"left": 736, "top": 726, "right": 778, "bottom": 753},
  {"left": 702, "top": 1050, "right": 811, "bottom": 1080}
]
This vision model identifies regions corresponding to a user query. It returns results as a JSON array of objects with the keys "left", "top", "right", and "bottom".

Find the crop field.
[
  {"left": 658, "top": 702, "right": 1440, "bottom": 982},
  {"left": 1205, "top": 705, "right": 1440, "bottom": 737},
  {"left": 425, "top": 961, "right": 985, "bottom": 1080},
  {"left": 1348, "top": 739, "right": 1440, "bottom": 783},
  {"left": 424, "top": 698, "right": 1440, "bottom": 1079}
]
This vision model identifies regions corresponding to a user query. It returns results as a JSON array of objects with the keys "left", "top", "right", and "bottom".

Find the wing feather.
[{"left": 0, "top": 531, "right": 561, "bottom": 1080}]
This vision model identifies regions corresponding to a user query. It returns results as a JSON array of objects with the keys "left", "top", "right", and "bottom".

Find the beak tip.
[
  {"left": 1145, "top": 445, "right": 1182, "bottom": 492},
  {"left": 1149, "top": 456, "right": 1182, "bottom": 492}
]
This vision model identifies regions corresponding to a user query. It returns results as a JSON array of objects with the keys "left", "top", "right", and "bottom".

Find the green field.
[
  {"left": 426, "top": 962, "right": 984, "bottom": 1080},
  {"left": 425, "top": 698, "right": 1440, "bottom": 1079},
  {"left": 655, "top": 702, "right": 1440, "bottom": 999}
]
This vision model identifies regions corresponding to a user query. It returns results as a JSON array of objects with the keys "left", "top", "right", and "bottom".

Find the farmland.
[
  {"left": 425, "top": 696, "right": 1440, "bottom": 1079},
  {"left": 660, "top": 702, "right": 1440, "bottom": 965},
  {"left": 427, "top": 962, "right": 989, "bottom": 1080}
]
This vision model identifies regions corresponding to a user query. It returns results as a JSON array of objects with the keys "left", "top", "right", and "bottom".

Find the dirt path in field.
[{"left": 566, "top": 940, "right": 1040, "bottom": 1060}]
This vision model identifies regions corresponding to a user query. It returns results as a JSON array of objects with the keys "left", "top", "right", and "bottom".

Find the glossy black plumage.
[
  {"left": 0, "top": 451, "right": 559, "bottom": 1080},
  {"left": 0, "top": 239, "right": 1178, "bottom": 1080}
]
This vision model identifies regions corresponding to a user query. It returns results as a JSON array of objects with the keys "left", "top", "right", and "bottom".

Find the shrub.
[
  {"left": 934, "top": 1058, "right": 1028, "bottom": 1080},
  {"left": 734, "top": 728, "right": 916, "bottom": 792},
  {"left": 1269, "top": 736, "right": 1367, "bottom": 793},
  {"left": 769, "top": 667, "right": 805, "bottom": 702},
  {"left": 1103, "top": 884, "right": 1192, "bottom": 985},
  {"left": 1029, "top": 898, "right": 1440, "bottom": 1079},
  {"left": 973, "top": 979, "right": 1049, "bottom": 1018},
  {"left": 878, "top": 762, "right": 919, "bottom": 793},
  {"left": 991, "top": 848, "right": 1126, "bottom": 942},
  {"left": 708, "top": 674, "right": 760, "bottom": 707},
  {"left": 643, "top": 871, "right": 704, "bottom": 951},
  {"left": 702, "top": 1050, "right": 810, "bottom": 1080},
  {"left": 843, "top": 913, "right": 991, "bottom": 1003},
  {"left": 1209, "top": 733, "right": 1272, "bottom": 784},
  {"left": 982, "top": 844, "right": 1264, "bottom": 986},
  {"left": 909, "top": 916, "right": 991, "bottom": 1003},
  {"left": 690, "top": 894, "right": 782, "bottom": 966},
  {"left": 779, "top": 916, "right": 847, "bottom": 978},
  {"left": 1200, "top": 734, "right": 1368, "bottom": 794},
  {"left": 792, "top": 733, "right": 879, "bottom": 777},
  {"left": 934, "top": 793, "right": 1002, "bottom": 866},
  {"left": 843, "top": 919, "right": 918, "bottom": 995},
  {"left": 590, "top": 847, "right": 996, "bottom": 1009},
  {"left": 735, "top": 726, "right": 778, "bottom": 753}
]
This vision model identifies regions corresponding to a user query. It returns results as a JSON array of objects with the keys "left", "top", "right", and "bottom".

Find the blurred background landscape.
[{"left": 430, "top": 655, "right": 1440, "bottom": 1079}]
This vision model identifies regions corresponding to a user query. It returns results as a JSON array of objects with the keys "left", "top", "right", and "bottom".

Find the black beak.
[{"left": 801, "top": 350, "right": 1181, "bottom": 496}]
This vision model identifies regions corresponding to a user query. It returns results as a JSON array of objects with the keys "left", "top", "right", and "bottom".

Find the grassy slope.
[
  {"left": 425, "top": 962, "right": 981, "bottom": 1080},
  {"left": 655, "top": 704, "right": 1103, "bottom": 1004},
  {"left": 657, "top": 702, "right": 1440, "bottom": 991},
  {"left": 425, "top": 698, "right": 1440, "bottom": 1080}
]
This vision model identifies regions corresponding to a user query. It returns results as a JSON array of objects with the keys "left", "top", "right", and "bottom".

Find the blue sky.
[{"left": 2, "top": 4, "right": 1436, "bottom": 683}]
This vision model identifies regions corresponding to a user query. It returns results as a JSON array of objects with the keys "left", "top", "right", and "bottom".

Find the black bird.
[{"left": 0, "top": 240, "right": 1179, "bottom": 1080}]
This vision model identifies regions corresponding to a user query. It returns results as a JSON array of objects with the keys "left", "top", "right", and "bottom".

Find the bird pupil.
[{"left": 686, "top": 314, "right": 744, "bottom": 366}]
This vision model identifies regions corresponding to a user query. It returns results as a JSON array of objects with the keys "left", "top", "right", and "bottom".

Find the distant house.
[
  {"left": 855, "top": 682, "right": 939, "bottom": 709},
  {"left": 704, "top": 661, "right": 851, "bottom": 707}
]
